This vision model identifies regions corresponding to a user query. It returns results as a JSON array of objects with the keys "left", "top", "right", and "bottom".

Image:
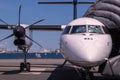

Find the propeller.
[
  {"left": 0, "top": 34, "right": 14, "bottom": 42},
  {"left": 25, "top": 35, "right": 43, "bottom": 49},
  {"left": 0, "top": 3, "right": 44, "bottom": 50},
  {"left": 24, "top": 19, "right": 45, "bottom": 48},
  {"left": 25, "top": 19, "right": 45, "bottom": 29},
  {"left": 0, "top": 4, "right": 22, "bottom": 41}
]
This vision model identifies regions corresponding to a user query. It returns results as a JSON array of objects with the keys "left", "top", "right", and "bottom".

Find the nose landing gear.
[
  {"left": 20, "top": 47, "right": 31, "bottom": 72},
  {"left": 20, "top": 62, "right": 30, "bottom": 72},
  {"left": 74, "top": 67, "right": 94, "bottom": 80},
  {"left": 82, "top": 67, "right": 94, "bottom": 80}
]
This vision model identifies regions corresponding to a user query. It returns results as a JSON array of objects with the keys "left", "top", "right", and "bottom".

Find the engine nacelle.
[{"left": 14, "top": 39, "right": 25, "bottom": 46}]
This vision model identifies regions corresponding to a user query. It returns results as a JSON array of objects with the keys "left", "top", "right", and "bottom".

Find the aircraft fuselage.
[{"left": 60, "top": 17, "right": 112, "bottom": 67}]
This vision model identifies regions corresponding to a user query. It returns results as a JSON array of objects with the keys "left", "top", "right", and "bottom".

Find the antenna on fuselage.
[{"left": 38, "top": 0, "right": 94, "bottom": 20}]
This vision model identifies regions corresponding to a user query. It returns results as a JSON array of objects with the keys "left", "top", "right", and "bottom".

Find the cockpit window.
[
  {"left": 62, "top": 26, "right": 71, "bottom": 34},
  {"left": 63, "top": 25, "right": 104, "bottom": 34},
  {"left": 88, "top": 25, "right": 103, "bottom": 34},
  {"left": 71, "top": 25, "right": 86, "bottom": 34}
]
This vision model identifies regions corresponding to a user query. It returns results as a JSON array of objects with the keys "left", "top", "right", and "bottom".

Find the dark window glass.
[
  {"left": 71, "top": 25, "right": 86, "bottom": 34},
  {"left": 62, "top": 26, "right": 71, "bottom": 34},
  {"left": 88, "top": 25, "right": 103, "bottom": 34}
]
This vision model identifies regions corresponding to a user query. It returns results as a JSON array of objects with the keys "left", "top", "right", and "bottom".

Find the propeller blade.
[
  {"left": 25, "top": 35, "right": 44, "bottom": 48},
  {"left": 18, "top": 4, "right": 22, "bottom": 26},
  {"left": 0, "top": 34, "right": 14, "bottom": 42},
  {"left": 25, "top": 19, "right": 45, "bottom": 29},
  {"left": 0, "top": 18, "right": 9, "bottom": 25},
  {"left": 0, "top": 19, "right": 14, "bottom": 29}
]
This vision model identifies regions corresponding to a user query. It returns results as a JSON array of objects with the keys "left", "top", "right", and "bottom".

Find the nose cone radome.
[{"left": 60, "top": 34, "right": 112, "bottom": 66}]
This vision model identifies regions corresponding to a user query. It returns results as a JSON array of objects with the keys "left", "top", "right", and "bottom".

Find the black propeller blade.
[
  {"left": 25, "top": 35, "right": 43, "bottom": 48},
  {"left": 18, "top": 4, "right": 22, "bottom": 26},
  {"left": 0, "top": 19, "right": 14, "bottom": 29},
  {"left": 0, "top": 34, "right": 14, "bottom": 42},
  {"left": 0, "top": 18, "right": 9, "bottom": 25},
  {"left": 25, "top": 19, "right": 45, "bottom": 29}
]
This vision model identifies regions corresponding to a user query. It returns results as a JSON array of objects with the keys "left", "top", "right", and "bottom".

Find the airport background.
[{"left": 0, "top": 0, "right": 95, "bottom": 52}]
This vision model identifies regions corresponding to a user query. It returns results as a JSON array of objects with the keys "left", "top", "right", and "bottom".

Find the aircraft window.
[
  {"left": 71, "top": 25, "right": 86, "bottom": 34},
  {"left": 62, "top": 26, "right": 71, "bottom": 34},
  {"left": 88, "top": 25, "right": 103, "bottom": 34}
]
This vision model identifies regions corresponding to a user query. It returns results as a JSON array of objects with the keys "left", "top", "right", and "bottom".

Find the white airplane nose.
[
  {"left": 77, "top": 39, "right": 111, "bottom": 62},
  {"left": 80, "top": 48, "right": 104, "bottom": 62},
  {"left": 69, "top": 42, "right": 111, "bottom": 66},
  {"left": 61, "top": 34, "right": 112, "bottom": 67}
]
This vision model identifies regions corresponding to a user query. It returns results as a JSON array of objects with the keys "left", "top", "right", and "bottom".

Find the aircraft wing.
[
  {"left": 29, "top": 25, "right": 66, "bottom": 31},
  {"left": 0, "top": 25, "right": 14, "bottom": 29},
  {"left": 38, "top": 2, "right": 94, "bottom": 4},
  {"left": 0, "top": 24, "right": 66, "bottom": 31}
]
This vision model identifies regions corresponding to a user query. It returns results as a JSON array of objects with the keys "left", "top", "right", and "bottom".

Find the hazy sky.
[{"left": 0, "top": 0, "right": 96, "bottom": 51}]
